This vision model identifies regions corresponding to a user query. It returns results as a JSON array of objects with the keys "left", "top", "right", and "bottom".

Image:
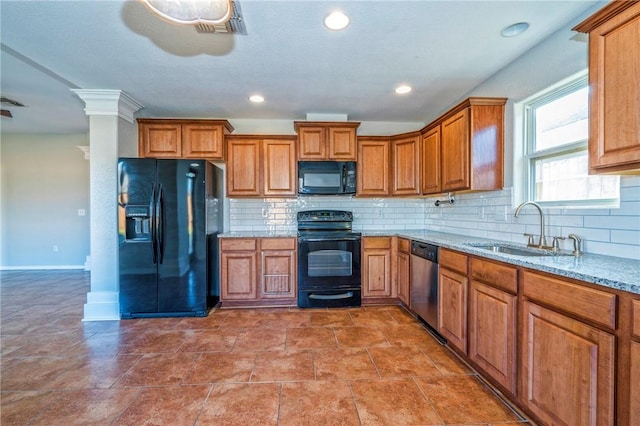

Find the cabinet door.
[
  {"left": 630, "top": 340, "right": 640, "bottom": 426},
  {"left": 357, "top": 138, "right": 390, "bottom": 196},
  {"left": 298, "top": 127, "right": 327, "bottom": 159},
  {"left": 469, "top": 280, "right": 517, "bottom": 394},
  {"left": 263, "top": 138, "right": 296, "bottom": 196},
  {"left": 182, "top": 124, "right": 224, "bottom": 159},
  {"left": 584, "top": 3, "right": 640, "bottom": 173},
  {"left": 261, "top": 250, "right": 296, "bottom": 299},
  {"left": 221, "top": 251, "right": 258, "bottom": 300},
  {"left": 226, "top": 138, "right": 261, "bottom": 197},
  {"left": 441, "top": 109, "right": 470, "bottom": 192},
  {"left": 362, "top": 238, "right": 393, "bottom": 298},
  {"left": 397, "top": 249, "right": 410, "bottom": 306},
  {"left": 521, "top": 301, "right": 615, "bottom": 426},
  {"left": 362, "top": 249, "right": 392, "bottom": 297},
  {"left": 139, "top": 123, "right": 181, "bottom": 158},
  {"left": 328, "top": 127, "right": 357, "bottom": 160},
  {"left": 421, "top": 126, "right": 441, "bottom": 194},
  {"left": 391, "top": 134, "right": 421, "bottom": 195},
  {"left": 438, "top": 266, "right": 468, "bottom": 353}
]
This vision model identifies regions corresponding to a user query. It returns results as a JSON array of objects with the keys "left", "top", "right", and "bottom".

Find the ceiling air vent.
[
  {"left": 195, "top": 0, "right": 247, "bottom": 35},
  {"left": 1, "top": 96, "right": 26, "bottom": 118}
]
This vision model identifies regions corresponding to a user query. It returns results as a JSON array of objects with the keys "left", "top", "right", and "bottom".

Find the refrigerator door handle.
[
  {"left": 150, "top": 184, "right": 158, "bottom": 264},
  {"left": 157, "top": 184, "right": 165, "bottom": 264}
]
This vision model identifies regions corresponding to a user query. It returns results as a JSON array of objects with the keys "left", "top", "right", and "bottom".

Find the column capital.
[{"left": 71, "top": 89, "right": 143, "bottom": 123}]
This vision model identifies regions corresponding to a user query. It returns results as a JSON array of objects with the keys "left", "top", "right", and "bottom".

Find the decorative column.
[{"left": 71, "top": 90, "right": 143, "bottom": 321}]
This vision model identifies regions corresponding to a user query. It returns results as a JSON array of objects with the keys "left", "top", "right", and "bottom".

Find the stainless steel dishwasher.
[{"left": 410, "top": 241, "right": 440, "bottom": 334}]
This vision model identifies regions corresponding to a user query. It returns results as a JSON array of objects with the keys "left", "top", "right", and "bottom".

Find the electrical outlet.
[
  {"left": 77, "top": 209, "right": 86, "bottom": 216},
  {"left": 53, "top": 245, "right": 59, "bottom": 252}
]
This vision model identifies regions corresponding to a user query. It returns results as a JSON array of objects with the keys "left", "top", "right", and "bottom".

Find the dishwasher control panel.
[{"left": 411, "top": 241, "right": 439, "bottom": 262}]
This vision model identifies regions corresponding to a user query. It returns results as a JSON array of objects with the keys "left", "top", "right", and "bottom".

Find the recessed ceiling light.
[
  {"left": 249, "top": 94, "right": 264, "bottom": 103},
  {"left": 501, "top": 22, "right": 529, "bottom": 37},
  {"left": 395, "top": 85, "right": 412, "bottom": 95},
  {"left": 324, "top": 11, "right": 349, "bottom": 30}
]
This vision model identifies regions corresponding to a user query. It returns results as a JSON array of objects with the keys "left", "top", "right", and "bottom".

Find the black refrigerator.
[{"left": 117, "top": 158, "right": 223, "bottom": 318}]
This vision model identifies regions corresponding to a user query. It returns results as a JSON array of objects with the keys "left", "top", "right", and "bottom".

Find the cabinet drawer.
[
  {"left": 470, "top": 258, "right": 517, "bottom": 294},
  {"left": 398, "top": 238, "right": 410, "bottom": 253},
  {"left": 633, "top": 299, "right": 640, "bottom": 339},
  {"left": 220, "top": 238, "right": 257, "bottom": 251},
  {"left": 261, "top": 238, "right": 296, "bottom": 251},
  {"left": 522, "top": 270, "right": 616, "bottom": 329},
  {"left": 363, "top": 237, "right": 392, "bottom": 249},
  {"left": 439, "top": 249, "right": 468, "bottom": 275}
]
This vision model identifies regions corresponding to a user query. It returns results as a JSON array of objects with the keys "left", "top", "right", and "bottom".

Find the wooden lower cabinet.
[
  {"left": 362, "top": 237, "right": 394, "bottom": 298},
  {"left": 630, "top": 340, "right": 640, "bottom": 426},
  {"left": 469, "top": 280, "right": 517, "bottom": 394},
  {"left": 220, "top": 237, "right": 297, "bottom": 305},
  {"left": 438, "top": 249, "right": 468, "bottom": 353},
  {"left": 260, "top": 238, "right": 296, "bottom": 299},
  {"left": 397, "top": 238, "right": 410, "bottom": 305},
  {"left": 521, "top": 301, "right": 615, "bottom": 426},
  {"left": 220, "top": 239, "right": 258, "bottom": 300}
]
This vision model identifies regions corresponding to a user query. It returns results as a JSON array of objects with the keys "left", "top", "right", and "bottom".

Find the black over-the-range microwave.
[{"left": 298, "top": 161, "right": 357, "bottom": 195}]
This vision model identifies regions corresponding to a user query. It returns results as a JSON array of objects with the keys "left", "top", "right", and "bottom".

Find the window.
[{"left": 523, "top": 75, "right": 619, "bottom": 207}]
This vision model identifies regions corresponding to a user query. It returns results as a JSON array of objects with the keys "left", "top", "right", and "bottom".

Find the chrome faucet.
[{"left": 514, "top": 201, "right": 547, "bottom": 248}]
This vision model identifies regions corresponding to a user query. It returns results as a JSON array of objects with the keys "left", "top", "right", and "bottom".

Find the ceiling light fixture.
[
  {"left": 395, "top": 85, "right": 412, "bottom": 95},
  {"left": 501, "top": 22, "right": 530, "bottom": 37},
  {"left": 140, "top": 0, "right": 233, "bottom": 26},
  {"left": 324, "top": 11, "right": 350, "bottom": 31},
  {"left": 249, "top": 94, "right": 264, "bottom": 103}
]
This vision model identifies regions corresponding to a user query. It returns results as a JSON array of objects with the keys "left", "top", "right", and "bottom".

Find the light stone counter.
[
  {"left": 218, "top": 229, "right": 639, "bottom": 295},
  {"left": 379, "top": 229, "right": 640, "bottom": 295}
]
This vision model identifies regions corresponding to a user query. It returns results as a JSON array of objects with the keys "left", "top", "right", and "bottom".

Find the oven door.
[{"left": 298, "top": 237, "right": 361, "bottom": 290}]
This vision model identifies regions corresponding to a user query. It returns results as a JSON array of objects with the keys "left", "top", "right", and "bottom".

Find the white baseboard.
[{"left": 0, "top": 265, "right": 86, "bottom": 271}]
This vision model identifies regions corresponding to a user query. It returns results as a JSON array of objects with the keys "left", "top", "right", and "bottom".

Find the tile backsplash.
[{"left": 229, "top": 176, "right": 640, "bottom": 260}]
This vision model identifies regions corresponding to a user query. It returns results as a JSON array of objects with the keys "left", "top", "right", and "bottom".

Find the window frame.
[{"left": 522, "top": 74, "right": 619, "bottom": 208}]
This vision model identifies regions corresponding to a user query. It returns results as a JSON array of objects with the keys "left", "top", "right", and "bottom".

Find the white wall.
[{"left": 1, "top": 134, "right": 90, "bottom": 268}]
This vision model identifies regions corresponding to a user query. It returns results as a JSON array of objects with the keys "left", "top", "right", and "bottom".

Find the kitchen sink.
[{"left": 465, "top": 243, "right": 570, "bottom": 257}]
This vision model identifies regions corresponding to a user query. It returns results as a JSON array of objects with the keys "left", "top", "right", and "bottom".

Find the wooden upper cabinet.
[
  {"left": 357, "top": 137, "right": 390, "bottom": 196},
  {"left": 391, "top": 132, "right": 421, "bottom": 196},
  {"left": 574, "top": 2, "right": 640, "bottom": 174},
  {"left": 226, "top": 137, "right": 261, "bottom": 197},
  {"left": 297, "top": 126, "right": 326, "bottom": 159},
  {"left": 138, "top": 121, "right": 182, "bottom": 158},
  {"left": 138, "top": 119, "right": 233, "bottom": 159},
  {"left": 441, "top": 109, "right": 470, "bottom": 191},
  {"left": 295, "top": 121, "right": 360, "bottom": 160},
  {"left": 263, "top": 138, "right": 296, "bottom": 196},
  {"left": 226, "top": 136, "right": 296, "bottom": 198},
  {"left": 182, "top": 123, "right": 226, "bottom": 159},
  {"left": 421, "top": 125, "right": 441, "bottom": 195},
  {"left": 439, "top": 98, "right": 506, "bottom": 192}
]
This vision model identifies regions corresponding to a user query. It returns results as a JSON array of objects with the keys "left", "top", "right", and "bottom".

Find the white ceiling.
[{"left": 0, "top": 0, "right": 604, "bottom": 135}]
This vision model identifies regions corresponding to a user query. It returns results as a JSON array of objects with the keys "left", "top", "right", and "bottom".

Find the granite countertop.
[
  {"left": 219, "top": 229, "right": 640, "bottom": 295},
  {"left": 382, "top": 229, "right": 640, "bottom": 296},
  {"left": 218, "top": 231, "right": 297, "bottom": 238}
]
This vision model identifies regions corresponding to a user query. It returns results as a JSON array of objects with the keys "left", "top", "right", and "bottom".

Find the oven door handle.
[
  {"left": 298, "top": 237, "right": 361, "bottom": 242},
  {"left": 308, "top": 292, "right": 354, "bottom": 300}
]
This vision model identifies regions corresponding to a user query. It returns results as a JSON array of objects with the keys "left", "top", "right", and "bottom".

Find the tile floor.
[{"left": 1, "top": 270, "right": 533, "bottom": 425}]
